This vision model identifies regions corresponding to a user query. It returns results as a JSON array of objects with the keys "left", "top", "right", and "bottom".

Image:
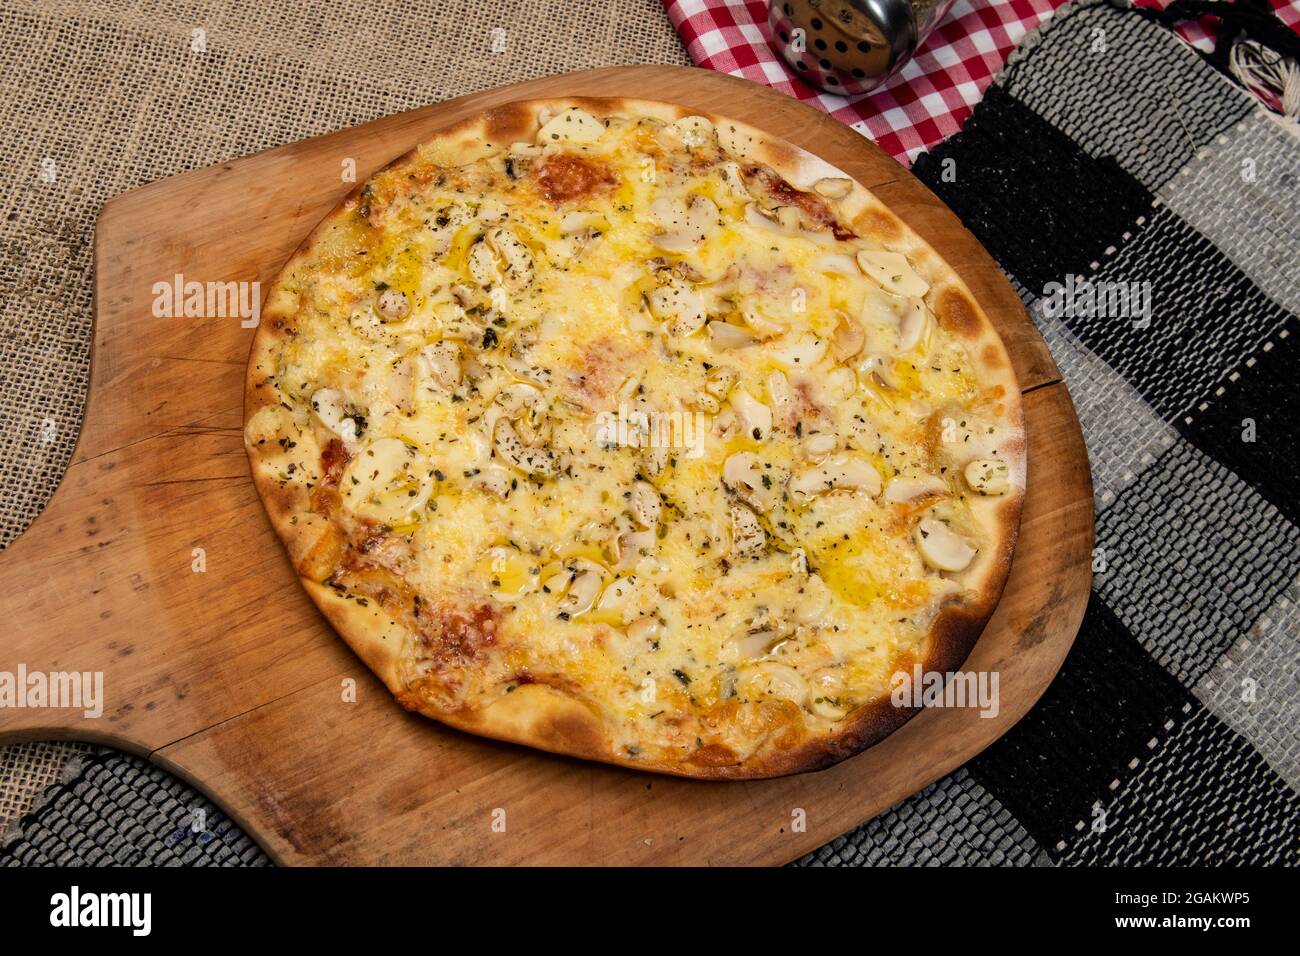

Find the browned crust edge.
[{"left": 244, "top": 95, "right": 1027, "bottom": 780}]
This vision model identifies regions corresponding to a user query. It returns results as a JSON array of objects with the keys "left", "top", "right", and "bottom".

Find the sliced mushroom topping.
[
  {"left": 310, "top": 388, "right": 359, "bottom": 445},
  {"left": 646, "top": 277, "right": 706, "bottom": 338},
  {"left": 897, "top": 298, "right": 930, "bottom": 353},
  {"left": 707, "top": 320, "right": 757, "bottom": 350},
  {"left": 615, "top": 528, "right": 656, "bottom": 571},
  {"left": 830, "top": 312, "right": 866, "bottom": 361},
  {"left": 856, "top": 249, "right": 930, "bottom": 298},
  {"left": 813, "top": 177, "right": 853, "bottom": 199},
  {"left": 648, "top": 194, "right": 719, "bottom": 253},
  {"left": 374, "top": 288, "right": 410, "bottom": 322},
  {"left": 723, "top": 451, "right": 782, "bottom": 512},
  {"left": 802, "top": 432, "right": 837, "bottom": 461},
  {"left": 883, "top": 474, "right": 949, "bottom": 503},
  {"left": 558, "top": 559, "right": 605, "bottom": 616},
  {"left": 385, "top": 355, "right": 416, "bottom": 413},
  {"left": 639, "top": 444, "right": 670, "bottom": 478},
  {"left": 626, "top": 616, "right": 660, "bottom": 643},
  {"left": 739, "top": 302, "right": 787, "bottom": 339},
  {"left": 340, "top": 437, "right": 433, "bottom": 524},
  {"left": 418, "top": 341, "right": 462, "bottom": 390},
  {"left": 766, "top": 370, "right": 795, "bottom": 427},
  {"left": 493, "top": 418, "right": 557, "bottom": 477},
  {"left": 669, "top": 115, "right": 717, "bottom": 149},
  {"left": 738, "top": 662, "right": 808, "bottom": 706},
  {"left": 729, "top": 388, "right": 771, "bottom": 441},
  {"left": 486, "top": 226, "right": 534, "bottom": 291},
  {"left": 808, "top": 668, "right": 851, "bottom": 720},
  {"left": 705, "top": 366, "right": 738, "bottom": 399},
  {"left": 536, "top": 107, "right": 605, "bottom": 144},
  {"left": 733, "top": 627, "right": 782, "bottom": 660},
  {"left": 789, "top": 453, "right": 882, "bottom": 500},
  {"left": 730, "top": 501, "right": 767, "bottom": 557},
  {"left": 629, "top": 481, "right": 662, "bottom": 529},
  {"left": 824, "top": 366, "right": 857, "bottom": 400},
  {"left": 915, "top": 517, "right": 977, "bottom": 572},
  {"left": 768, "top": 333, "right": 827, "bottom": 369},
  {"left": 596, "top": 575, "right": 637, "bottom": 613},
  {"left": 467, "top": 240, "right": 497, "bottom": 287},
  {"left": 471, "top": 463, "right": 514, "bottom": 498},
  {"left": 965, "top": 458, "right": 1011, "bottom": 496}
]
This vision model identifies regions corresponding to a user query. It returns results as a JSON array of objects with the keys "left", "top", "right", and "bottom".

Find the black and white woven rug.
[{"left": 4, "top": 0, "right": 1297, "bottom": 866}]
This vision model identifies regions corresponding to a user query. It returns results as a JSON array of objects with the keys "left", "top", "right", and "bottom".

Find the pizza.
[{"left": 243, "top": 97, "right": 1025, "bottom": 779}]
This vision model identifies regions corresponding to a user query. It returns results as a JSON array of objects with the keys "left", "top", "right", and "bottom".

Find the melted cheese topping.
[{"left": 251, "top": 109, "right": 1018, "bottom": 768}]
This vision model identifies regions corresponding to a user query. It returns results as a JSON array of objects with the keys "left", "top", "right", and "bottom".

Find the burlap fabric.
[{"left": 0, "top": 0, "right": 688, "bottom": 835}]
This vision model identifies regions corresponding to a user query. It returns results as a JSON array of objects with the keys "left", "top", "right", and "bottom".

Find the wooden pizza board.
[{"left": 0, "top": 65, "right": 1093, "bottom": 865}]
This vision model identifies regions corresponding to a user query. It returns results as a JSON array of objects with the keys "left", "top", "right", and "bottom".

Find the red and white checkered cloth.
[{"left": 662, "top": 0, "right": 1300, "bottom": 164}]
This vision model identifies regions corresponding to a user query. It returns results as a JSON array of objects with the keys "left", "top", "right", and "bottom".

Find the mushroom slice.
[
  {"left": 730, "top": 501, "right": 767, "bottom": 557},
  {"left": 596, "top": 575, "right": 638, "bottom": 613},
  {"left": 813, "top": 177, "right": 853, "bottom": 199},
  {"left": 738, "top": 662, "right": 808, "bottom": 706},
  {"left": 493, "top": 419, "right": 557, "bottom": 477},
  {"left": 965, "top": 458, "right": 1011, "bottom": 496},
  {"left": 418, "top": 341, "right": 462, "bottom": 390},
  {"left": 897, "top": 298, "right": 930, "bottom": 353},
  {"left": 789, "top": 453, "right": 882, "bottom": 500},
  {"left": 768, "top": 334, "right": 827, "bottom": 370},
  {"left": 669, "top": 115, "right": 717, "bottom": 149},
  {"left": 626, "top": 616, "right": 660, "bottom": 643},
  {"left": 915, "top": 517, "right": 977, "bottom": 572},
  {"left": 536, "top": 107, "right": 605, "bottom": 144},
  {"left": 646, "top": 276, "right": 707, "bottom": 338},
  {"left": 648, "top": 194, "right": 719, "bottom": 253},
  {"left": 340, "top": 437, "right": 433, "bottom": 524},
  {"left": 629, "top": 481, "right": 662, "bottom": 529},
  {"left": 856, "top": 249, "right": 930, "bottom": 298},
  {"left": 486, "top": 226, "right": 534, "bottom": 291},
  {"left": 707, "top": 320, "right": 757, "bottom": 350},
  {"left": 471, "top": 464, "right": 515, "bottom": 498},
  {"left": 812, "top": 253, "right": 860, "bottom": 276},
  {"left": 558, "top": 559, "right": 605, "bottom": 616},
  {"left": 808, "top": 668, "right": 852, "bottom": 720},
  {"left": 615, "top": 528, "right": 656, "bottom": 571},
  {"left": 801, "top": 432, "right": 837, "bottom": 461},
  {"left": 729, "top": 388, "right": 772, "bottom": 441},
  {"left": 374, "top": 289, "right": 410, "bottom": 322},
  {"left": 310, "top": 388, "right": 359, "bottom": 444},
  {"left": 830, "top": 312, "right": 866, "bottom": 361},
  {"left": 723, "top": 451, "right": 781, "bottom": 512},
  {"left": 467, "top": 240, "right": 497, "bottom": 288},
  {"left": 883, "top": 474, "right": 948, "bottom": 503},
  {"left": 705, "top": 366, "right": 739, "bottom": 399}
]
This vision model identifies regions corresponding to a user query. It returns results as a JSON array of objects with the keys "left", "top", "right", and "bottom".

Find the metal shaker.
[{"left": 766, "top": 0, "right": 960, "bottom": 95}]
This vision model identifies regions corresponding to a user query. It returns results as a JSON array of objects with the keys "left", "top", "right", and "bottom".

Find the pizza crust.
[{"left": 245, "top": 96, "right": 1026, "bottom": 779}]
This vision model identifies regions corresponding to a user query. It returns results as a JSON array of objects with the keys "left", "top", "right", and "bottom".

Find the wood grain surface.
[{"left": 0, "top": 65, "right": 1092, "bottom": 865}]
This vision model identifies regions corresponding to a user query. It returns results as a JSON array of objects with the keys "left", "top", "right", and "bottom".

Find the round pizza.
[{"left": 243, "top": 97, "right": 1025, "bottom": 779}]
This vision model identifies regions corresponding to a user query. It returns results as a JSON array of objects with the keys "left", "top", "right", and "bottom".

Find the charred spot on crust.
[
  {"left": 532, "top": 153, "right": 618, "bottom": 204},
  {"left": 981, "top": 342, "right": 1007, "bottom": 369},
  {"left": 484, "top": 102, "right": 536, "bottom": 145},
  {"left": 935, "top": 286, "right": 982, "bottom": 339},
  {"left": 418, "top": 602, "right": 501, "bottom": 666},
  {"left": 320, "top": 438, "right": 349, "bottom": 484},
  {"left": 853, "top": 207, "right": 903, "bottom": 243}
]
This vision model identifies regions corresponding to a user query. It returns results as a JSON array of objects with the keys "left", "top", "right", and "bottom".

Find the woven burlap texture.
[{"left": 0, "top": 0, "right": 688, "bottom": 834}]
